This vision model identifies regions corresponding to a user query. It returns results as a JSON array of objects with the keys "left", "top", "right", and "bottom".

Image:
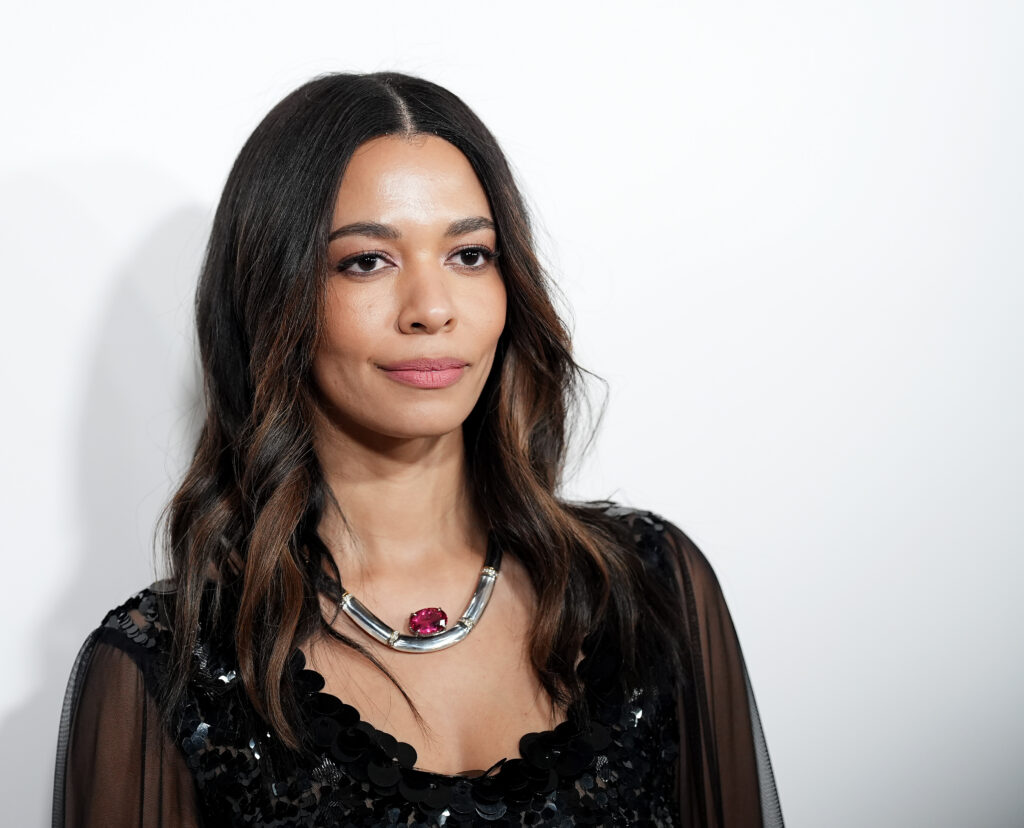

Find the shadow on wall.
[{"left": 0, "top": 193, "right": 207, "bottom": 826}]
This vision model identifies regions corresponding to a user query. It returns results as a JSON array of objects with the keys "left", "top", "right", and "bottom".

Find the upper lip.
[{"left": 378, "top": 357, "right": 469, "bottom": 371}]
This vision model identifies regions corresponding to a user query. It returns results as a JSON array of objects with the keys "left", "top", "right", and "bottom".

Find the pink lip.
[
  {"left": 378, "top": 357, "right": 469, "bottom": 389},
  {"left": 380, "top": 357, "right": 468, "bottom": 371}
]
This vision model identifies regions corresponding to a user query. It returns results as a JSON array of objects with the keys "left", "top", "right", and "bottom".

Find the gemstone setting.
[{"left": 408, "top": 607, "right": 448, "bottom": 636}]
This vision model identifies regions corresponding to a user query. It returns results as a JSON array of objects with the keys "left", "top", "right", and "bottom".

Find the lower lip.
[{"left": 381, "top": 366, "right": 467, "bottom": 388}]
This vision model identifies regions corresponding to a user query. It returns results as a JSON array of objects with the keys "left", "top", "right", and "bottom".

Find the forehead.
[{"left": 332, "top": 134, "right": 492, "bottom": 224}]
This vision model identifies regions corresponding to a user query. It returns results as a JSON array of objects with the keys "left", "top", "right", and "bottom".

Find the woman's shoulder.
[
  {"left": 578, "top": 498, "right": 717, "bottom": 578},
  {"left": 79, "top": 579, "right": 241, "bottom": 702},
  {"left": 90, "top": 580, "right": 176, "bottom": 656},
  {"left": 88, "top": 579, "right": 232, "bottom": 672}
]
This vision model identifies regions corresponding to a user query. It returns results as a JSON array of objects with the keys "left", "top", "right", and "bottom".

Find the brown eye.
[
  {"left": 336, "top": 252, "right": 392, "bottom": 276},
  {"left": 451, "top": 246, "right": 496, "bottom": 270}
]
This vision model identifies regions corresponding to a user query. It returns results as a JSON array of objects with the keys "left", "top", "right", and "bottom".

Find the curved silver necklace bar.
[{"left": 338, "top": 531, "right": 503, "bottom": 654}]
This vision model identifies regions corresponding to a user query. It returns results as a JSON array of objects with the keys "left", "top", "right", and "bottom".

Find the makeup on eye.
[
  {"left": 334, "top": 244, "right": 499, "bottom": 276},
  {"left": 451, "top": 245, "right": 500, "bottom": 268}
]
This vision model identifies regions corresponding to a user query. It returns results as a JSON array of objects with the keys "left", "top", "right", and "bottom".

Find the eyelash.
[{"left": 335, "top": 245, "right": 500, "bottom": 276}]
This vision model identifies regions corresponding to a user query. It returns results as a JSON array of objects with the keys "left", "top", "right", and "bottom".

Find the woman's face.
[{"left": 313, "top": 134, "right": 507, "bottom": 444}]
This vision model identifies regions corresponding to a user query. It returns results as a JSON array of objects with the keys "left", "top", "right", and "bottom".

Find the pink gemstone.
[{"left": 408, "top": 607, "right": 448, "bottom": 635}]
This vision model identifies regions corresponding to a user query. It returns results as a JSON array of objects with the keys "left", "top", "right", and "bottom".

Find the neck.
[{"left": 313, "top": 416, "right": 487, "bottom": 578}]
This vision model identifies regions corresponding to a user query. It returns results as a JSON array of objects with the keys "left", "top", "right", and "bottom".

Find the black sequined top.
[{"left": 53, "top": 506, "right": 784, "bottom": 827}]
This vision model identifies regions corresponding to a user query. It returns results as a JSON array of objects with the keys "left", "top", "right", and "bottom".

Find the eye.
[
  {"left": 450, "top": 246, "right": 498, "bottom": 270},
  {"left": 335, "top": 252, "right": 393, "bottom": 276}
]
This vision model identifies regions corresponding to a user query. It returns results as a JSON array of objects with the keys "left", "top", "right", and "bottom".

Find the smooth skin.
[{"left": 304, "top": 134, "right": 567, "bottom": 776}]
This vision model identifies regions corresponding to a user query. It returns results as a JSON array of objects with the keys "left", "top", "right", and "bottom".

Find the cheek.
[
  {"left": 475, "top": 279, "right": 508, "bottom": 343},
  {"left": 318, "top": 289, "right": 381, "bottom": 359},
  {"left": 311, "top": 296, "right": 376, "bottom": 402}
]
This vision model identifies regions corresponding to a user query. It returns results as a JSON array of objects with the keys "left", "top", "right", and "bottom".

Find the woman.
[{"left": 53, "top": 71, "right": 783, "bottom": 827}]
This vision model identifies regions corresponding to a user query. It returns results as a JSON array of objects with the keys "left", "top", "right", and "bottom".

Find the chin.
[{"left": 380, "top": 416, "right": 467, "bottom": 440}]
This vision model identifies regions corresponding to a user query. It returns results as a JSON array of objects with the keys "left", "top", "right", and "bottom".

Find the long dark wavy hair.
[{"left": 163, "top": 71, "right": 686, "bottom": 750}]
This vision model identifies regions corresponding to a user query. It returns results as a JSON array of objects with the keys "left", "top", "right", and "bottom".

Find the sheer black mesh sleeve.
[
  {"left": 661, "top": 518, "right": 784, "bottom": 828},
  {"left": 52, "top": 629, "right": 200, "bottom": 827}
]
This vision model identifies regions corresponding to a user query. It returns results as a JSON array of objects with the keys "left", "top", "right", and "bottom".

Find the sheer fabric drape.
[
  {"left": 662, "top": 521, "right": 784, "bottom": 827},
  {"left": 53, "top": 631, "right": 201, "bottom": 827}
]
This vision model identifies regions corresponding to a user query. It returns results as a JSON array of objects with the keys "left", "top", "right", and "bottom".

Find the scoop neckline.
[{"left": 288, "top": 647, "right": 604, "bottom": 785}]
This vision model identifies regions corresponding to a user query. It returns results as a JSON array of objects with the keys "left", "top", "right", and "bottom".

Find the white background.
[{"left": 1, "top": 2, "right": 1021, "bottom": 826}]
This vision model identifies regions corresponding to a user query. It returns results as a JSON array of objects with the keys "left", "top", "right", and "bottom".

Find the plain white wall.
[{"left": 1, "top": 2, "right": 1021, "bottom": 825}]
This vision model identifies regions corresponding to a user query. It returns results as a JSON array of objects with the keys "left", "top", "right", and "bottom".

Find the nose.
[{"left": 396, "top": 255, "right": 456, "bottom": 334}]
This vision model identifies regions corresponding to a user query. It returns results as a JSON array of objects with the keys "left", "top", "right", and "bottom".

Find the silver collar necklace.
[{"left": 337, "top": 530, "right": 503, "bottom": 653}]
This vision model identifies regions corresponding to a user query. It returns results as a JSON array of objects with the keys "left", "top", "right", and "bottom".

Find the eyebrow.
[{"left": 328, "top": 216, "right": 495, "bottom": 242}]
